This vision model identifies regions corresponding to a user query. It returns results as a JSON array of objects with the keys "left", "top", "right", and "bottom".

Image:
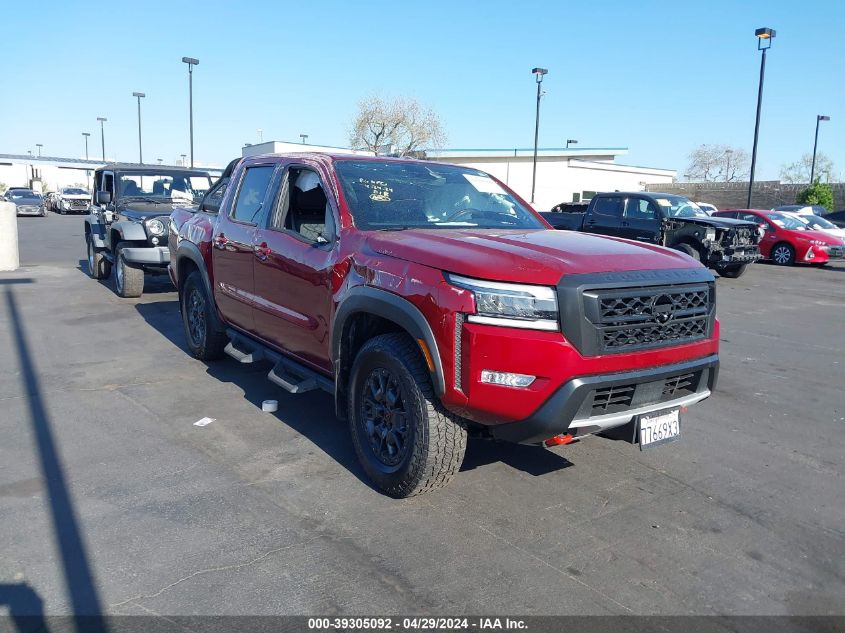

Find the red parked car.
[
  {"left": 714, "top": 209, "right": 845, "bottom": 266},
  {"left": 169, "top": 154, "right": 719, "bottom": 497}
]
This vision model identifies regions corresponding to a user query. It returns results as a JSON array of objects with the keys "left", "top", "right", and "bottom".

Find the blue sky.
[{"left": 0, "top": 0, "right": 841, "bottom": 180}]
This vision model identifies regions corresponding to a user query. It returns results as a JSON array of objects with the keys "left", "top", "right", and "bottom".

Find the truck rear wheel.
[
  {"left": 86, "top": 235, "right": 111, "bottom": 280},
  {"left": 348, "top": 333, "right": 467, "bottom": 498},
  {"left": 114, "top": 242, "right": 145, "bottom": 298},
  {"left": 180, "top": 271, "right": 228, "bottom": 360}
]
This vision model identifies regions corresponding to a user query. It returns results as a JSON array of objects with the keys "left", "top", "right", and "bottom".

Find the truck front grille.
[
  {"left": 70, "top": 199, "right": 89, "bottom": 209},
  {"left": 588, "top": 285, "right": 712, "bottom": 353},
  {"left": 730, "top": 226, "right": 758, "bottom": 246}
]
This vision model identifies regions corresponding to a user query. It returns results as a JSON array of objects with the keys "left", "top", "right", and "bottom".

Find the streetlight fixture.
[
  {"left": 566, "top": 139, "right": 578, "bottom": 149},
  {"left": 97, "top": 117, "right": 107, "bottom": 161},
  {"left": 132, "top": 92, "right": 146, "bottom": 164},
  {"left": 182, "top": 56, "right": 199, "bottom": 168},
  {"left": 810, "top": 115, "right": 831, "bottom": 184},
  {"left": 300, "top": 134, "right": 309, "bottom": 144},
  {"left": 83, "top": 132, "right": 91, "bottom": 189},
  {"left": 530, "top": 67, "right": 548, "bottom": 204},
  {"left": 157, "top": 158, "right": 163, "bottom": 165},
  {"left": 747, "top": 27, "right": 775, "bottom": 208},
  {"left": 36, "top": 143, "right": 43, "bottom": 157}
]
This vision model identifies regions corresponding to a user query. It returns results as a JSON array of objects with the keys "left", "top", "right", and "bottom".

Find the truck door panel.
[
  {"left": 212, "top": 165, "right": 276, "bottom": 334},
  {"left": 623, "top": 197, "right": 661, "bottom": 243},
  {"left": 252, "top": 166, "right": 336, "bottom": 374},
  {"left": 585, "top": 196, "right": 625, "bottom": 237}
]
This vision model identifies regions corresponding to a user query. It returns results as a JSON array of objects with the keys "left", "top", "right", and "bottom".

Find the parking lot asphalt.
[{"left": 1, "top": 212, "right": 843, "bottom": 617}]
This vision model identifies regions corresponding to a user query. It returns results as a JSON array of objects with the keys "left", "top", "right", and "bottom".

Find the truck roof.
[{"left": 96, "top": 162, "right": 212, "bottom": 174}]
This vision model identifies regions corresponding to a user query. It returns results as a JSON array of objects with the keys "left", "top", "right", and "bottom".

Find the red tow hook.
[{"left": 544, "top": 433, "right": 574, "bottom": 447}]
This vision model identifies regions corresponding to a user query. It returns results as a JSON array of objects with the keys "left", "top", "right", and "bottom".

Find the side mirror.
[{"left": 96, "top": 191, "right": 112, "bottom": 205}]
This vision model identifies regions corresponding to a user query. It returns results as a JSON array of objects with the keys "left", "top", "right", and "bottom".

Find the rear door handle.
[
  {"left": 254, "top": 242, "right": 271, "bottom": 261},
  {"left": 621, "top": 221, "right": 630, "bottom": 227},
  {"left": 213, "top": 234, "right": 229, "bottom": 249}
]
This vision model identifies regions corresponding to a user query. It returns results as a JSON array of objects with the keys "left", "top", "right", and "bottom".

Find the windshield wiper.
[{"left": 122, "top": 196, "right": 165, "bottom": 204}]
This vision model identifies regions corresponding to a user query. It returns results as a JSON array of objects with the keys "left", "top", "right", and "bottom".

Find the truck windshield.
[
  {"left": 117, "top": 171, "right": 214, "bottom": 202},
  {"left": 334, "top": 160, "right": 545, "bottom": 230},
  {"left": 655, "top": 196, "right": 709, "bottom": 218}
]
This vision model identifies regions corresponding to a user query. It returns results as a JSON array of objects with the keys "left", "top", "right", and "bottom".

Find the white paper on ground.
[{"left": 193, "top": 417, "right": 215, "bottom": 427}]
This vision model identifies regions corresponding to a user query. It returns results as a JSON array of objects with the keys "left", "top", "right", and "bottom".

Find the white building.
[
  {"left": 427, "top": 147, "right": 676, "bottom": 211},
  {"left": 0, "top": 154, "right": 223, "bottom": 194},
  {"left": 242, "top": 140, "right": 370, "bottom": 158}
]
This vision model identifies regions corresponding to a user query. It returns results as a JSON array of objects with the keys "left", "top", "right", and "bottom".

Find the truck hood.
[
  {"left": 118, "top": 200, "right": 196, "bottom": 220},
  {"left": 669, "top": 216, "right": 756, "bottom": 229},
  {"left": 366, "top": 229, "right": 702, "bottom": 285}
]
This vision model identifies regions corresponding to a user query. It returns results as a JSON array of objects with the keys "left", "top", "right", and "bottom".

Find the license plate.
[{"left": 638, "top": 408, "right": 681, "bottom": 450}]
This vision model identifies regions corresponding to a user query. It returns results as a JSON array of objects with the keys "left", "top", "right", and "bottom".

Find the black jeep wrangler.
[{"left": 84, "top": 164, "right": 214, "bottom": 297}]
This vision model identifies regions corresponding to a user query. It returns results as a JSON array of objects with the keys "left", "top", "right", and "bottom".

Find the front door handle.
[
  {"left": 254, "top": 242, "right": 271, "bottom": 261},
  {"left": 213, "top": 234, "right": 229, "bottom": 249}
]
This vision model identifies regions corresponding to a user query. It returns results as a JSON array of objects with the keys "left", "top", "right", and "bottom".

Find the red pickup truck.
[{"left": 169, "top": 154, "right": 719, "bottom": 497}]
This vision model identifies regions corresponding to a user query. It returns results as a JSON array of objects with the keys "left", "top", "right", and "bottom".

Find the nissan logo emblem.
[{"left": 651, "top": 294, "right": 674, "bottom": 324}]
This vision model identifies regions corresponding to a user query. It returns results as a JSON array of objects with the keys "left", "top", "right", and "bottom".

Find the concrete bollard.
[{"left": 0, "top": 201, "right": 20, "bottom": 271}]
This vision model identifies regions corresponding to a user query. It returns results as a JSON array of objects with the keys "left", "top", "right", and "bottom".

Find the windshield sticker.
[
  {"left": 358, "top": 178, "right": 393, "bottom": 202},
  {"left": 463, "top": 174, "right": 506, "bottom": 195},
  {"left": 656, "top": 198, "right": 672, "bottom": 206}
]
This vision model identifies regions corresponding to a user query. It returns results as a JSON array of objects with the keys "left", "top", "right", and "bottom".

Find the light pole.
[
  {"left": 300, "top": 134, "right": 309, "bottom": 144},
  {"left": 36, "top": 143, "right": 43, "bottom": 157},
  {"left": 747, "top": 27, "right": 775, "bottom": 208},
  {"left": 810, "top": 115, "right": 830, "bottom": 184},
  {"left": 133, "top": 92, "right": 146, "bottom": 164},
  {"left": 97, "top": 117, "right": 107, "bottom": 161},
  {"left": 257, "top": 129, "right": 263, "bottom": 143},
  {"left": 724, "top": 148, "right": 733, "bottom": 182},
  {"left": 180, "top": 154, "right": 187, "bottom": 166},
  {"left": 157, "top": 158, "right": 163, "bottom": 165},
  {"left": 566, "top": 139, "right": 578, "bottom": 149},
  {"left": 83, "top": 132, "right": 91, "bottom": 189},
  {"left": 182, "top": 57, "right": 199, "bottom": 168},
  {"left": 530, "top": 67, "right": 548, "bottom": 204}
]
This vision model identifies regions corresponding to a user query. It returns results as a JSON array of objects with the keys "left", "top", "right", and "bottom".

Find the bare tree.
[
  {"left": 349, "top": 96, "right": 446, "bottom": 156},
  {"left": 779, "top": 152, "right": 836, "bottom": 183},
  {"left": 685, "top": 144, "right": 750, "bottom": 182}
]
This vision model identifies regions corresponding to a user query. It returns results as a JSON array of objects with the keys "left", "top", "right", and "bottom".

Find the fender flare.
[
  {"left": 175, "top": 240, "right": 214, "bottom": 299},
  {"left": 332, "top": 286, "right": 446, "bottom": 404},
  {"left": 84, "top": 217, "right": 107, "bottom": 249},
  {"left": 110, "top": 220, "right": 147, "bottom": 243}
]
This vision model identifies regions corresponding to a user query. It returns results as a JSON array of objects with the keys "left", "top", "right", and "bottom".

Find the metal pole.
[
  {"left": 747, "top": 47, "right": 767, "bottom": 208},
  {"left": 531, "top": 80, "right": 541, "bottom": 204},
  {"left": 136, "top": 95, "right": 143, "bottom": 164},
  {"left": 189, "top": 65, "right": 194, "bottom": 168},
  {"left": 810, "top": 117, "right": 821, "bottom": 184},
  {"left": 99, "top": 120, "right": 105, "bottom": 161}
]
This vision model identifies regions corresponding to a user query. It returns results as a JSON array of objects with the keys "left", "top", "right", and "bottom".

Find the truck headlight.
[
  {"left": 146, "top": 218, "right": 165, "bottom": 236},
  {"left": 61, "top": 199, "right": 70, "bottom": 208},
  {"left": 446, "top": 273, "right": 559, "bottom": 331}
]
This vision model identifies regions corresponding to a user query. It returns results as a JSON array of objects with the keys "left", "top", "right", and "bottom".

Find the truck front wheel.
[
  {"left": 716, "top": 263, "right": 748, "bottom": 278},
  {"left": 674, "top": 243, "right": 700, "bottom": 262},
  {"left": 349, "top": 333, "right": 467, "bottom": 498}
]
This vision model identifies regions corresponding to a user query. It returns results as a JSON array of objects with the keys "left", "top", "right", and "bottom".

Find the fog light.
[
  {"left": 480, "top": 370, "right": 535, "bottom": 387},
  {"left": 151, "top": 236, "right": 160, "bottom": 245},
  {"left": 806, "top": 248, "right": 814, "bottom": 260}
]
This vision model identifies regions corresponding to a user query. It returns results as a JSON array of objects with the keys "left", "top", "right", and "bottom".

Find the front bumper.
[
  {"left": 16, "top": 205, "right": 43, "bottom": 216},
  {"left": 489, "top": 354, "right": 719, "bottom": 444},
  {"left": 800, "top": 243, "right": 844, "bottom": 263},
  {"left": 121, "top": 246, "right": 170, "bottom": 265},
  {"left": 709, "top": 245, "right": 762, "bottom": 265}
]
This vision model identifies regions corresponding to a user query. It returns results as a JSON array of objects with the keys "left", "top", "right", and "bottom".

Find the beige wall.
[{"left": 431, "top": 156, "right": 675, "bottom": 211}]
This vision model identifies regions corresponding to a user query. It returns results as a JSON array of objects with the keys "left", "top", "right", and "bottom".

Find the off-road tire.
[
  {"left": 674, "top": 242, "right": 700, "bottom": 262},
  {"left": 771, "top": 243, "right": 795, "bottom": 266},
  {"left": 716, "top": 263, "right": 748, "bottom": 279},
  {"left": 86, "top": 234, "right": 111, "bottom": 280},
  {"left": 348, "top": 333, "right": 467, "bottom": 498},
  {"left": 180, "top": 270, "right": 228, "bottom": 360},
  {"left": 114, "top": 242, "right": 145, "bottom": 298}
]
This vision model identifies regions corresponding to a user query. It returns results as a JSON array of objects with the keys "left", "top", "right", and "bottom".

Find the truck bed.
[{"left": 539, "top": 211, "right": 584, "bottom": 230}]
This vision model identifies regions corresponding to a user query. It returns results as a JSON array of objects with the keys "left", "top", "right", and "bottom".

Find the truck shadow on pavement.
[
  {"left": 134, "top": 299, "right": 575, "bottom": 488},
  {"left": 3, "top": 282, "right": 109, "bottom": 632},
  {"left": 75, "top": 259, "right": 175, "bottom": 295}
]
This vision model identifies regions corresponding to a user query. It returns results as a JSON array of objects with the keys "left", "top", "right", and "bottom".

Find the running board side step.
[{"left": 224, "top": 328, "right": 334, "bottom": 395}]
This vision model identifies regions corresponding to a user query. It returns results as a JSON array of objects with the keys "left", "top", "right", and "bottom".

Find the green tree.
[
  {"left": 0, "top": 183, "right": 7, "bottom": 194},
  {"left": 796, "top": 181, "right": 834, "bottom": 211}
]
